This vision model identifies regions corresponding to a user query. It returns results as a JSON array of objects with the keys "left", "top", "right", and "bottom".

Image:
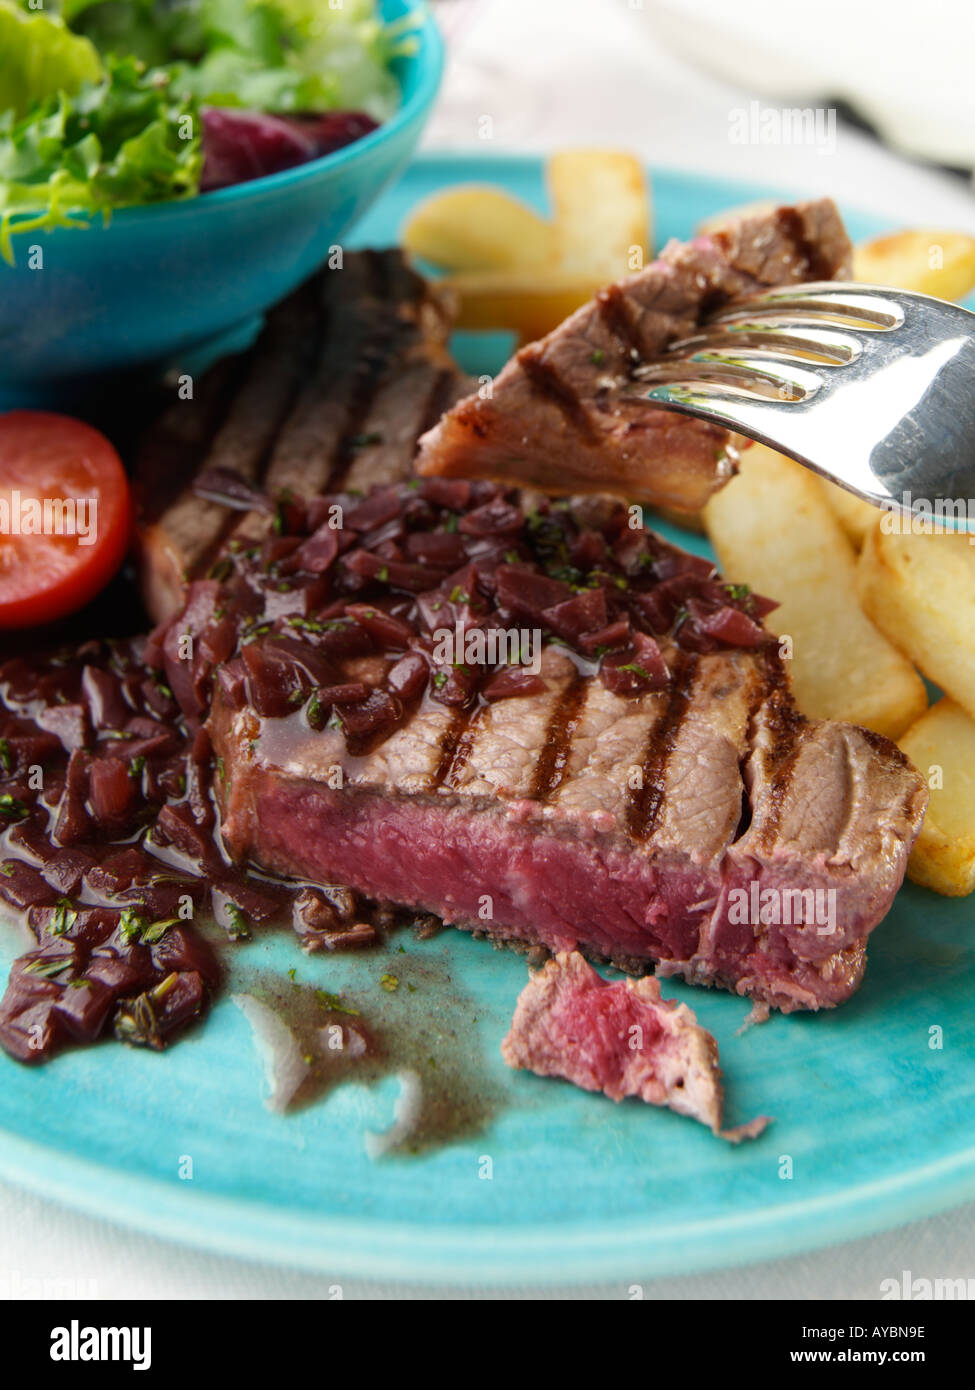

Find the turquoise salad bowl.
[{"left": 0, "top": 0, "right": 443, "bottom": 404}]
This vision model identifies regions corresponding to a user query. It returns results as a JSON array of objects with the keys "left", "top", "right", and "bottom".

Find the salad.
[{"left": 0, "top": 0, "right": 411, "bottom": 259}]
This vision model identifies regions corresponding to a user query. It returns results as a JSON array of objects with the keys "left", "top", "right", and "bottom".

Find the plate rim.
[{"left": 3, "top": 1121, "right": 975, "bottom": 1286}]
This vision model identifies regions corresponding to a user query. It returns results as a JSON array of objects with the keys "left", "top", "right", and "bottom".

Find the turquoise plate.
[{"left": 2, "top": 156, "right": 973, "bottom": 1287}]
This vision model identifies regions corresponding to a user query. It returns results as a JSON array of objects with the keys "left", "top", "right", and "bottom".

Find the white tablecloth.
[
  {"left": 3, "top": 1178, "right": 975, "bottom": 1300},
  {"left": 4, "top": 0, "right": 975, "bottom": 1300}
]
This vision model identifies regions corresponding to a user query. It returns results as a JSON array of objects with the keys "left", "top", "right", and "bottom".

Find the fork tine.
[
  {"left": 662, "top": 322, "right": 863, "bottom": 366},
  {"left": 708, "top": 283, "right": 906, "bottom": 329},
  {"left": 623, "top": 379, "right": 752, "bottom": 402},
  {"left": 622, "top": 379, "right": 818, "bottom": 463},
  {"left": 626, "top": 371, "right": 808, "bottom": 405},
  {"left": 706, "top": 306, "right": 901, "bottom": 332},
  {"left": 623, "top": 378, "right": 802, "bottom": 416},
  {"left": 624, "top": 281, "right": 975, "bottom": 521},
  {"left": 637, "top": 350, "right": 823, "bottom": 401}
]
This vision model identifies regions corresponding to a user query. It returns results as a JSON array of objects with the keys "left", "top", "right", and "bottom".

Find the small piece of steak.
[
  {"left": 501, "top": 950, "right": 768, "bottom": 1139},
  {"left": 415, "top": 200, "right": 852, "bottom": 510}
]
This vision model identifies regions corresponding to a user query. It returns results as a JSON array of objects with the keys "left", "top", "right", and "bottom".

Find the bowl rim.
[{"left": 25, "top": 0, "right": 445, "bottom": 230}]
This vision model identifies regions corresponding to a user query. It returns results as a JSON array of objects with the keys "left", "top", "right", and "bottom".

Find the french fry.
[
  {"left": 899, "top": 699, "right": 975, "bottom": 896},
  {"left": 703, "top": 444, "right": 927, "bottom": 739},
  {"left": 853, "top": 229, "right": 975, "bottom": 301},
  {"left": 402, "top": 186, "right": 557, "bottom": 272},
  {"left": 547, "top": 150, "right": 650, "bottom": 278},
  {"left": 403, "top": 151, "right": 652, "bottom": 340},
  {"left": 441, "top": 268, "right": 607, "bottom": 341},
  {"left": 858, "top": 523, "right": 975, "bottom": 721},
  {"left": 815, "top": 477, "right": 883, "bottom": 548}
]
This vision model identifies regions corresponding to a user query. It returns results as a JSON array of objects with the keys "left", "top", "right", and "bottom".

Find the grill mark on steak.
[
  {"left": 136, "top": 357, "right": 250, "bottom": 524},
  {"left": 751, "top": 649, "right": 807, "bottom": 851},
  {"left": 431, "top": 705, "right": 477, "bottom": 791},
  {"left": 757, "top": 738, "right": 803, "bottom": 852},
  {"left": 625, "top": 652, "right": 700, "bottom": 840},
  {"left": 337, "top": 354, "right": 469, "bottom": 495},
  {"left": 731, "top": 658, "right": 777, "bottom": 843},
  {"left": 421, "top": 366, "right": 472, "bottom": 437},
  {"left": 252, "top": 252, "right": 398, "bottom": 506},
  {"left": 327, "top": 344, "right": 399, "bottom": 486},
  {"left": 137, "top": 251, "right": 471, "bottom": 623},
  {"left": 196, "top": 314, "right": 324, "bottom": 573},
  {"left": 529, "top": 672, "right": 589, "bottom": 801},
  {"left": 519, "top": 351, "right": 598, "bottom": 443},
  {"left": 775, "top": 206, "right": 835, "bottom": 282},
  {"left": 440, "top": 706, "right": 484, "bottom": 792},
  {"left": 136, "top": 294, "right": 320, "bottom": 617},
  {"left": 596, "top": 283, "right": 644, "bottom": 361}
]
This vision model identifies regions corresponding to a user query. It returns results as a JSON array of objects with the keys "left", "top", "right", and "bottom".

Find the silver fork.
[{"left": 630, "top": 282, "right": 975, "bottom": 526}]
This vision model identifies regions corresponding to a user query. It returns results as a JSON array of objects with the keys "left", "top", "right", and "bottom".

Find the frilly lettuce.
[
  {"left": 0, "top": 2, "right": 102, "bottom": 117},
  {"left": 0, "top": 50, "right": 202, "bottom": 263},
  {"left": 0, "top": 0, "right": 408, "bottom": 261},
  {"left": 55, "top": 0, "right": 410, "bottom": 118}
]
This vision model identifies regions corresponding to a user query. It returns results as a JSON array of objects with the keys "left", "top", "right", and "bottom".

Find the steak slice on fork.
[{"left": 415, "top": 199, "right": 853, "bottom": 511}]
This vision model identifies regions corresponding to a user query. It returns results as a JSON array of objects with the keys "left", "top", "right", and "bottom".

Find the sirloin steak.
[
  {"left": 137, "top": 249, "right": 471, "bottom": 624},
  {"left": 416, "top": 199, "right": 852, "bottom": 511},
  {"left": 180, "top": 481, "right": 927, "bottom": 1014}
]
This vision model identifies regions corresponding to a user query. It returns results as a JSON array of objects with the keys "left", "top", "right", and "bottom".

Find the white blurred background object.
[
  {"left": 640, "top": 0, "right": 975, "bottom": 173},
  {"left": 426, "top": 0, "right": 975, "bottom": 229}
]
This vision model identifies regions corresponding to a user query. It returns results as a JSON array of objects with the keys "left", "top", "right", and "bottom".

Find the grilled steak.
[
  {"left": 168, "top": 480, "right": 929, "bottom": 1014},
  {"left": 502, "top": 950, "right": 769, "bottom": 1140},
  {"left": 415, "top": 199, "right": 853, "bottom": 510},
  {"left": 137, "top": 249, "right": 471, "bottom": 624}
]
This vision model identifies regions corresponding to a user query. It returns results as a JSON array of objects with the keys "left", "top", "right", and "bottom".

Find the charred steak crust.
[
  {"left": 415, "top": 199, "right": 853, "bottom": 511},
  {"left": 136, "top": 249, "right": 472, "bottom": 625},
  {"left": 170, "top": 479, "right": 928, "bottom": 1014}
]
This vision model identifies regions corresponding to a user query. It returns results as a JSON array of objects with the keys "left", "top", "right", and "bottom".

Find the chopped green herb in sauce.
[
  {"left": 49, "top": 900, "right": 77, "bottom": 937},
  {"left": 314, "top": 989, "right": 359, "bottom": 1016},
  {"left": 224, "top": 903, "right": 250, "bottom": 941}
]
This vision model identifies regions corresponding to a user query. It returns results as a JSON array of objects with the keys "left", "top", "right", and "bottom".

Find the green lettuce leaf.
[
  {"left": 0, "top": 1, "right": 103, "bottom": 117},
  {"left": 271, "top": 0, "right": 413, "bottom": 116},
  {"left": 0, "top": 55, "right": 202, "bottom": 263},
  {"left": 63, "top": 0, "right": 408, "bottom": 118}
]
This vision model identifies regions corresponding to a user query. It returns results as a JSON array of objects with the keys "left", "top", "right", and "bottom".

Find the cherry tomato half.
[{"left": 0, "top": 411, "right": 131, "bottom": 630}]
